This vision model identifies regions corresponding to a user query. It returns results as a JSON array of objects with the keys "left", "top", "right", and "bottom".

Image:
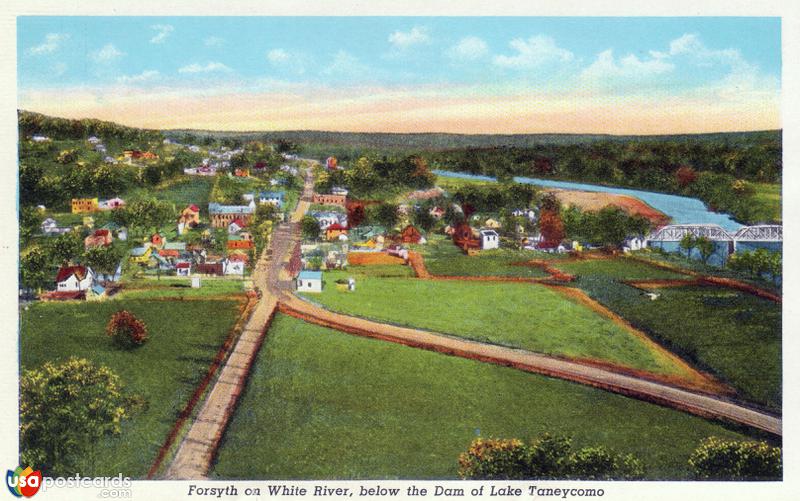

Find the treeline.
[
  {"left": 316, "top": 154, "right": 436, "bottom": 198},
  {"left": 19, "top": 110, "right": 162, "bottom": 144}
]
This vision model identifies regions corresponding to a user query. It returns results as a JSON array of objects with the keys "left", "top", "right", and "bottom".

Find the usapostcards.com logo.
[{"left": 5, "top": 467, "right": 41, "bottom": 498}]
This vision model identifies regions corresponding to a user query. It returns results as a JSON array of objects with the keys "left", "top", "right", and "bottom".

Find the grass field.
[
  {"left": 572, "top": 280, "right": 782, "bottom": 411},
  {"left": 115, "top": 277, "right": 248, "bottom": 299},
  {"left": 750, "top": 183, "right": 781, "bottom": 223},
  {"left": 20, "top": 298, "right": 243, "bottom": 477},
  {"left": 552, "top": 257, "right": 688, "bottom": 281},
  {"left": 302, "top": 270, "right": 687, "bottom": 376},
  {"left": 211, "top": 315, "right": 761, "bottom": 480},
  {"left": 417, "top": 235, "right": 554, "bottom": 278},
  {"left": 125, "top": 176, "right": 216, "bottom": 212}
]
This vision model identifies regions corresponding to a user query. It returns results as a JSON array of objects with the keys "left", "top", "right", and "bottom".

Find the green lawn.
[
  {"left": 418, "top": 235, "right": 554, "bottom": 278},
  {"left": 20, "top": 298, "right": 243, "bottom": 477},
  {"left": 552, "top": 257, "right": 688, "bottom": 281},
  {"left": 750, "top": 183, "right": 781, "bottom": 223},
  {"left": 570, "top": 279, "right": 782, "bottom": 411},
  {"left": 115, "top": 277, "right": 248, "bottom": 299},
  {"left": 211, "top": 315, "right": 761, "bottom": 480},
  {"left": 125, "top": 176, "right": 216, "bottom": 212},
  {"left": 302, "top": 270, "right": 687, "bottom": 377}
]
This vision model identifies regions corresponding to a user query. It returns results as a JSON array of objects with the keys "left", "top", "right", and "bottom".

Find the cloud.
[
  {"left": 580, "top": 49, "right": 674, "bottom": 82},
  {"left": 493, "top": 35, "right": 574, "bottom": 69},
  {"left": 388, "top": 26, "right": 430, "bottom": 49},
  {"left": 117, "top": 70, "right": 161, "bottom": 84},
  {"left": 178, "top": 62, "right": 232, "bottom": 74},
  {"left": 27, "top": 33, "right": 69, "bottom": 56},
  {"left": 321, "top": 50, "right": 370, "bottom": 79},
  {"left": 90, "top": 44, "right": 124, "bottom": 64},
  {"left": 267, "top": 49, "right": 291, "bottom": 64},
  {"left": 150, "top": 24, "right": 174, "bottom": 44},
  {"left": 446, "top": 36, "right": 488, "bottom": 61},
  {"left": 204, "top": 36, "right": 224, "bottom": 48}
]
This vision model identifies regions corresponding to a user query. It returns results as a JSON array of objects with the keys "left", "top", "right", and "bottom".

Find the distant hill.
[{"left": 163, "top": 128, "right": 782, "bottom": 151}]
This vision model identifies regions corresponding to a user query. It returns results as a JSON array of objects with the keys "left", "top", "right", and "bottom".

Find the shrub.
[
  {"left": 458, "top": 434, "right": 644, "bottom": 480},
  {"left": 458, "top": 438, "right": 530, "bottom": 480},
  {"left": 106, "top": 310, "right": 148, "bottom": 348},
  {"left": 689, "top": 437, "right": 781, "bottom": 480}
]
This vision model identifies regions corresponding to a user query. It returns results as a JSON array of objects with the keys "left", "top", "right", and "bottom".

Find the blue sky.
[{"left": 17, "top": 17, "right": 782, "bottom": 133}]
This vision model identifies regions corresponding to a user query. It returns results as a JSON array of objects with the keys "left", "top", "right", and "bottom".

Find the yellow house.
[
  {"left": 72, "top": 198, "right": 99, "bottom": 213},
  {"left": 129, "top": 245, "right": 153, "bottom": 264}
]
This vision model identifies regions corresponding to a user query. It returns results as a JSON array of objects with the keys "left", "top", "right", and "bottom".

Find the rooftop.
[{"left": 298, "top": 270, "right": 323, "bottom": 281}]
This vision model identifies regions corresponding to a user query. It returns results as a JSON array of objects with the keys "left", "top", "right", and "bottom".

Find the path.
[
  {"left": 277, "top": 293, "right": 781, "bottom": 436},
  {"left": 164, "top": 166, "right": 315, "bottom": 479}
]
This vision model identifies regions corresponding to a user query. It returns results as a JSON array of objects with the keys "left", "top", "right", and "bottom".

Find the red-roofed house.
[
  {"left": 84, "top": 229, "right": 113, "bottom": 249},
  {"left": 400, "top": 225, "right": 423, "bottom": 244},
  {"left": 228, "top": 218, "right": 247, "bottom": 235},
  {"left": 326, "top": 223, "right": 348, "bottom": 241},
  {"left": 55, "top": 265, "right": 95, "bottom": 292},
  {"left": 151, "top": 233, "right": 165, "bottom": 248},
  {"left": 176, "top": 262, "right": 192, "bottom": 277}
]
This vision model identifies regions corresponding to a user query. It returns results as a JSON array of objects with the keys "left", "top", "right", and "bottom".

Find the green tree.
[
  {"left": 458, "top": 438, "right": 531, "bottom": 480},
  {"left": 83, "top": 244, "right": 124, "bottom": 276},
  {"left": 367, "top": 203, "right": 399, "bottom": 229},
  {"left": 412, "top": 206, "right": 436, "bottom": 232},
  {"left": 695, "top": 236, "right": 716, "bottom": 265},
  {"left": 20, "top": 246, "right": 50, "bottom": 292},
  {"left": 688, "top": 437, "right": 781, "bottom": 480},
  {"left": 48, "top": 231, "right": 83, "bottom": 265},
  {"left": 679, "top": 233, "right": 697, "bottom": 258},
  {"left": 20, "top": 358, "right": 138, "bottom": 476},
  {"left": 301, "top": 216, "right": 321, "bottom": 241}
]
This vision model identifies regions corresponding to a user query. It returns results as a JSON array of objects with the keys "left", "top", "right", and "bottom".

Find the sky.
[{"left": 17, "top": 17, "right": 782, "bottom": 134}]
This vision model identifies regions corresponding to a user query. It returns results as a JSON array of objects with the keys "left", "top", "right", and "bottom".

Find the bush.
[
  {"left": 458, "top": 438, "right": 530, "bottom": 480},
  {"left": 106, "top": 310, "right": 148, "bottom": 348},
  {"left": 689, "top": 437, "right": 781, "bottom": 480},
  {"left": 459, "top": 434, "right": 644, "bottom": 480}
]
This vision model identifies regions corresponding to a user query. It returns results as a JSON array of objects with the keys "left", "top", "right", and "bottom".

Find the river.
[{"left": 433, "top": 170, "right": 743, "bottom": 232}]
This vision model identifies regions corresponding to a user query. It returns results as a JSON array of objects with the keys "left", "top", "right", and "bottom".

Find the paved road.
[
  {"left": 164, "top": 166, "right": 315, "bottom": 479},
  {"left": 278, "top": 296, "right": 780, "bottom": 435}
]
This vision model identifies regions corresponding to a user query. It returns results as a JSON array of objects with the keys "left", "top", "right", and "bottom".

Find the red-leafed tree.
[
  {"left": 675, "top": 165, "right": 698, "bottom": 187},
  {"left": 347, "top": 202, "right": 366, "bottom": 228},
  {"left": 539, "top": 210, "right": 565, "bottom": 249},
  {"left": 106, "top": 310, "right": 148, "bottom": 348}
]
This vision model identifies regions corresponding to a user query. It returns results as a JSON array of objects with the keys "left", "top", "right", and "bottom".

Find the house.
[
  {"left": 85, "top": 283, "right": 107, "bottom": 302},
  {"left": 513, "top": 209, "right": 537, "bottom": 222},
  {"left": 84, "top": 229, "right": 113, "bottom": 249},
  {"left": 151, "top": 233, "right": 165, "bottom": 248},
  {"left": 41, "top": 218, "right": 72, "bottom": 236},
  {"left": 175, "top": 262, "right": 192, "bottom": 277},
  {"left": 98, "top": 197, "right": 126, "bottom": 210},
  {"left": 623, "top": 236, "right": 645, "bottom": 252},
  {"left": 72, "top": 198, "right": 99, "bottom": 213},
  {"left": 313, "top": 211, "right": 347, "bottom": 230},
  {"left": 130, "top": 246, "right": 153, "bottom": 265},
  {"left": 484, "top": 218, "right": 501, "bottom": 229},
  {"left": 296, "top": 270, "right": 323, "bottom": 293},
  {"left": 399, "top": 225, "right": 422, "bottom": 244},
  {"left": 429, "top": 206, "right": 446, "bottom": 220},
  {"left": 117, "top": 227, "right": 128, "bottom": 241},
  {"left": 234, "top": 168, "right": 250, "bottom": 177},
  {"left": 228, "top": 218, "right": 247, "bottom": 235},
  {"left": 208, "top": 203, "right": 254, "bottom": 228},
  {"left": 195, "top": 262, "right": 224, "bottom": 276},
  {"left": 331, "top": 186, "right": 349, "bottom": 196},
  {"left": 223, "top": 259, "right": 245, "bottom": 276},
  {"left": 31, "top": 135, "right": 50, "bottom": 142},
  {"left": 55, "top": 265, "right": 95, "bottom": 292},
  {"left": 480, "top": 229, "right": 500, "bottom": 250},
  {"left": 313, "top": 193, "right": 347, "bottom": 207},
  {"left": 326, "top": 223, "right": 348, "bottom": 241},
  {"left": 227, "top": 234, "right": 254, "bottom": 250},
  {"left": 259, "top": 191, "right": 285, "bottom": 208}
]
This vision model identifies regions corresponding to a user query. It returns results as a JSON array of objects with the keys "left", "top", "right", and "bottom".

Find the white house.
[
  {"left": 513, "top": 209, "right": 537, "bottom": 222},
  {"left": 224, "top": 259, "right": 245, "bottom": 276},
  {"left": 31, "top": 135, "right": 50, "bottom": 142},
  {"left": 480, "top": 229, "right": 500, "bottom": 250},
  {"left": 313, "top": 212, "right": 346, "bottom": 230},
  {"left": 41, "top": 218, "right": 72, "bottom": 236},
  {"left": 296, "top": 270, "right": 323, "bottom": 293},
  {"left": 623, "top": 236, "right": 645, "bottom": 252},
  {"left": 259, "top": 191, "right": 285, "bottom": 208},
  {"left": 55, "top": 265, "right": 95, "bottom": 292}
]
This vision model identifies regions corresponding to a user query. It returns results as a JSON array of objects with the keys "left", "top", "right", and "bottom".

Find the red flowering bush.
[{"left": 106, "top": 310, "right": 148, "bottom": 348}]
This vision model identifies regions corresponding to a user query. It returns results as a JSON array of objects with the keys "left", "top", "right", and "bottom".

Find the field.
[
  {"left": 552, "top": 257, "right": 688, "bottom": 281},
  {"left": 125, "top": 176, "right": 216, "bottom": 212},
  {"left": 301, "top": 269, "right": 688, "bottom": 376},
  {"left": 417, "top": 235, "right": 553, "bottom": 278},
  {"left": 19, "top": 298, "right": 243, "bottom": 477},
  {"left": 115, "top": 277, "right": 248, "bottom": 299},
  {"left": 750, "top": 183, "right": 781, "bottom": 223},
  {"left": 211, "top": 315, "right": 759, "bottom": 480},
  {"left": 550, "top": 189, "right": 670, "bottom": 226}
]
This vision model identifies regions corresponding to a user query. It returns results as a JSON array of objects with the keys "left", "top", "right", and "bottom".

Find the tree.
[
  {"left": 538, "top": 211, "right": 565, "bottom": 249},
  {"left": 594, "top": 206, "right": 630, "bottom": 249},
  {"left": 367, "top": 203, "right": 399, "bottom": 229},
  {"left": 695, "top": 236, "right": 716, "bottom": 265},
  {"left": 458, "top": 438, "right": 531, "bottom": 480},
  {"left": 106, "top": 310, "right": 149, "bottom": 348},
  {"left": 688, "top": 437, "right": 781, "bottom": 480},
  {"left": 20, "top": 246, "right": 50, "bottom": 292},
  {"left": 301, "top": 215, "right": 321, "bottom": 241},
  {"left": 412, "top": 206, "right": 436, "bottom": 232},
  {"left": 675, "top": 165, "right": 698, "bottom": 187},
  {"left": 20, "top": 358, "right": 137, "bottom": 476},
  {"left": 122, "top": 198, "right": 176, "bottom": 235},
  {"left": 679, "top": 233, "right": 697, "bottom": 258},
  {"left": 48, "top": 231, "right": 83, "bottom": 265},
  {"left": 83, "top": 244, "right": 124, "bottom": 276}
]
